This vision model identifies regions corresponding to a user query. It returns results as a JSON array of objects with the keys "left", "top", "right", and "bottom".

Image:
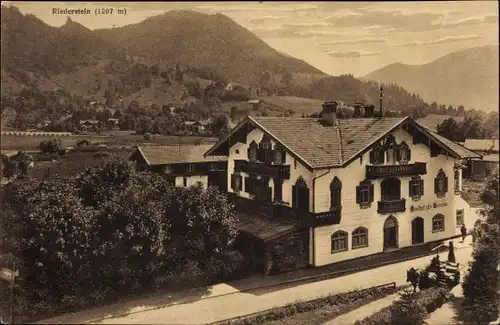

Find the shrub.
[
  {"left": 143, "top": 132, "right": 153, "bottom": 140},
  {"left": 355, "top": 287, "right": 449, "bottom": 325}
]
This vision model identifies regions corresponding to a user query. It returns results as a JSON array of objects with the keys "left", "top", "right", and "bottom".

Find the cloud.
[
  {"left": 324, "top": 50, "right": 380, "bottom": 58},
  {"left": 434, "top": 14, "right": 499, "bottom": 28},
  {"left": 246, "top": 15, "right": 288, "bottom": 24},
  {"left": 195, "top": 3, "right": 319, "bottom": 13},
  {"left": 319, "top": 37, "right": 387, "bottom": 46},
  {"left": 390, "top": 35, "right": 482, "bottom": 47}
]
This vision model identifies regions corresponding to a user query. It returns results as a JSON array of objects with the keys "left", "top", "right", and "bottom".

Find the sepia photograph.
[{"left": 0, "top": 1, "right": 499, "bottom": 324}]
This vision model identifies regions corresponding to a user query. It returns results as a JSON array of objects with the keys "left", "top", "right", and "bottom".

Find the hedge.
[
  {"left": 354, "top": 286, "right": 450, "bottom": 325},
  {"left": 218, "top": 284, "right": 404, "bottom": 325}
]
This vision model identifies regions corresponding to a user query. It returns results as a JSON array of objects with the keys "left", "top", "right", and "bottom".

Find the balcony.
[
  {"left": 228, "top": 193, "right": 341, "bottom": 226},
  {"left": 377, "top": 199, "right": 406, "bottom": 214},
  {"left": 366, "top": 162, "right": 427, "bottom": 180},
  {"left": 234, "top": 160, "right": 290, "bottom": 179}
]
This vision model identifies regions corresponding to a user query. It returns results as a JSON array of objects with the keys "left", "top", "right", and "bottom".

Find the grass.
[
  {"left": 0, "top": 134, "right": 218, "bottom": 151},
  {"left": 258, "top": 96, "right": 323, "bottom": 116}
]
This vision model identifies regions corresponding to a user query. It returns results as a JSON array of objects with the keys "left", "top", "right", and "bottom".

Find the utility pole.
[{"left": 379, "top": 85, "right": 384, "bottom": 118}]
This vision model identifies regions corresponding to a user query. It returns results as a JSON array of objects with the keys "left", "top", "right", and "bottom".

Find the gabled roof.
[
  {"left": 204, "top": 116, "right": 481, "bottom": 170},
  {"left": 131, "top": 145, "right": 226, "bottom": 166},
  {"left": 463, "top": 139, "right": 499, "bottom": 152}
]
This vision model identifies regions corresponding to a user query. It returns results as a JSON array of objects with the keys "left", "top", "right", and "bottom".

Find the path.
[{"left": 37, "top": 238, "right": 473, "bottom": 325}]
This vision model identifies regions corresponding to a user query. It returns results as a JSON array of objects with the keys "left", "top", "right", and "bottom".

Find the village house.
[
  {"left": 461, "top": 139, "right": 499, "bottom": 181},
  {"left": 204, "top": 101, "right": 482, "bottom": 275},
  {"left": 79, "top": 120, "right": 99, "bottom": 130},
  {"left": 129, "top": 144, "right": 227, "bottom": 191}
]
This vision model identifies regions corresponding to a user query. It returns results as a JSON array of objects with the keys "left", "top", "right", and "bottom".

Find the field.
[
  {"left": 0, "top": 133, "right": 218, "bottom": 151},
  {"left": 259, "top": 96, "right": 323, "bottom": 116}
]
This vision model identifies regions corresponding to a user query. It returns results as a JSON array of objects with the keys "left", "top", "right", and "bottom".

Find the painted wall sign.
[{"left": 410, "top": 202, "right": 448, "bottom": 212}]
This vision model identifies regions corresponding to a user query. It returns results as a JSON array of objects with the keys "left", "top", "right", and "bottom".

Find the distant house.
[
  {"left": 79, "top": 120, "right": 99, "bottom": 129},
  {"left": 108, "top": 118, "right": 120, "bottom": 125},
  {"left": 76, "top": 139, "right": 91, "bottom": 147},
  {"left": 462, "top": 139, "right": 499, "bottom": 181},
  {"left": 129, "top": 145, "right": 227, "bottom": 191},
  {"left": 248, "top": 99, "right": 261, "bottom": 110}
]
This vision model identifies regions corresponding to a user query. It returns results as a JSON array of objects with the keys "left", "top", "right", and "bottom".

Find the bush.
[
  {"left": 143, "top": 132, "right": 153, "bottom": 140},
  {"left": 354, "top": 287, "right": 449, "bottom": 325}
]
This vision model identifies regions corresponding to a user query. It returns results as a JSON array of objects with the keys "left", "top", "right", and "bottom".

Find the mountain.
[
  {"left": 363, "top": 45, "right": 499, "bottom": 111},
  {"left": 94, "top": 10, "right": 326, "bottom": 84}
]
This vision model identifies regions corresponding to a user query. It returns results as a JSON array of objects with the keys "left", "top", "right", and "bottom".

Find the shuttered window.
[
  {"left": 434, "top": 169, "right": 448, "bottom": 198},
  {"left": 409, "top": 176, "right": 424, "bottom": 198}
]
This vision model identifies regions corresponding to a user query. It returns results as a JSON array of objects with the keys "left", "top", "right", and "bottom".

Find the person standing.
[
  {"left": 448, "top": 241, "right": 456, "bottom": 263},
  {"left": 460, "top": 224, "right": 467, "bottom": 243},
  {"left": 471, "top": 227, "right": 478, "bottom": 244}
]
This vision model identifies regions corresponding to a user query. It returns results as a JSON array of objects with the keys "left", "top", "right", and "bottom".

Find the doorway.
[
  {"left": 412, "top": 217, "right": 425, "bottom": 245},
  {"left": 383, "top": 216, "right": 399, "bottom": 250}
]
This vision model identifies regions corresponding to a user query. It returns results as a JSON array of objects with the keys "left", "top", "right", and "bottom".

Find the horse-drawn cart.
[{"left": 407, "top": 257, "right": 461, "bottom": 291}]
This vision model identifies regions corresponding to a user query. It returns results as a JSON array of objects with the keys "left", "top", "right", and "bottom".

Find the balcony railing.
[
  {"left": 366, "top": 162, "right": 427, "bottom": 179},
  {"left": 228, "top": 193, "right": 340, "bottom": 226},
  {"left": 234, "top": 160, "right": 290, "bottom": 179},
  {"left": 377, "top": 199, "right": 406, "bottom": 214}
]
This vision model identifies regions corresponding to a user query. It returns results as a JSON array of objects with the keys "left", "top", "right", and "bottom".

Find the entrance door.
[
  {"left": 411, "top": 217, "right": 425, "bottom": 245},
  {"left": 383, "top": 216, "right": 399, "bottom": 250}
]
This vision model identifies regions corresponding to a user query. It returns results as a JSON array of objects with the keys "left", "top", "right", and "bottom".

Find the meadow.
[
  {"left": 1, "top": 133, "right": 219, "bottom": 151},
  {"left": 259, "top": 96, "right": 323, "bottom": 116}
]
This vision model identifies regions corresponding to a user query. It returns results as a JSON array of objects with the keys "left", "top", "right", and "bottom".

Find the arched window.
[
  {"left": 409, "top": 176, "right": 424, "bottom": 199},
  {"left": 454, "top": 169, "right": 460, "bottom": 193},
  {"left": 432, "top": 214, "right": 445, "bottom": 232},
  {"left": 352, "top": 227, "right": 368, "bottom": 249},
  {"left": 397, "top": 141, "right": 411, "bottom": 164},
  {"left": 293, "top": 176, "right": 309, "bottom": 211},
  {"left": 369, "top": 143, "right": 385, "bottom": 164},
  {"left": 386, "top": 142, "right": 397, "bottom": 164},
  {"left": 331, "top": 230, "right": 348, "bottom": 253},
  {"left": 434, "top": 169, "right": 448, "bottom": 198},
  {"left": 384, "top": 134, "right": 396, "bottom": 146},
  {"left": 273, "top": 144, "right": 286, "bottom": 165},
  {"left": 248, "top": 141, "right": 258, "bottom": 161},
  {"left": 330, "top": 177, "right": 342, "bottom": 210}
]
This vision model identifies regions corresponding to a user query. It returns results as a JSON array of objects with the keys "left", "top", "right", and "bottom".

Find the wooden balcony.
[
  {"left": 228, "top": 193, "right": 341, "bottom": 226},
  {"left": 366, "top": 162, "right": 427, "bottom": 179},
  {"left": 234, "top": 160, "right": 290, "bottom": 179},
  {"left": 377, "top": 199, "right": 406, "bottom": 214}
]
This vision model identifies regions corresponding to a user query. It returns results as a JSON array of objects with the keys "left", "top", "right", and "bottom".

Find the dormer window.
[
  {"left": 434, "top": 169, "right": 448, "bottom": 198},
  {"left": 369, "top": 143, "right": 385, "bottom": 164},
  {"left": 397, "top": 141, "right": 411, "bottom": 164},
  {"left": 248, "top": 141, "right": 258, "bottom": 161}
]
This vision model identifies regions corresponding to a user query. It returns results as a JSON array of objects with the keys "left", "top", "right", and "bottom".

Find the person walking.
[{"left": 460, "top": 224, "right": 467, "bottom": 243}]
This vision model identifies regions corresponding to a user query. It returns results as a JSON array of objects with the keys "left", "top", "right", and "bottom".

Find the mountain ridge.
[{"left": 363, "top": 45, "right": 499, "bottom": 111}]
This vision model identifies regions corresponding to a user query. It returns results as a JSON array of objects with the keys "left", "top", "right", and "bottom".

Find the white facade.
[
  {"left": 174, "top": 175, "right": 208, "bottom": 189},
  {"left": 224, "top": 121, "right": 473, "bottom": 268}
]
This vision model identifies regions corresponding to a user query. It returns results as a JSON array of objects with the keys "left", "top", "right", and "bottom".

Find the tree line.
[
  {"left": 436, "top": 110, "right": 499, "bottom": 142},
  {"left": 0, "top": 157, "right": 244, "bottom": 320}
]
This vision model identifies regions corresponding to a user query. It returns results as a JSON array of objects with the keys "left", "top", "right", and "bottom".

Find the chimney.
[
  {"left": 364, "top": 105, "right": 375, "bottom": 117},
  {"left": 321, "top": 101, "right": 338, "bottom": 126},
  {"left": 353, "top": 103, "right": 364, "bottom": 118}
]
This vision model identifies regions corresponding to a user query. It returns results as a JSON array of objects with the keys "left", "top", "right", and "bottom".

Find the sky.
[{"left": 4, "top": 1, "right": 499, "bottom": 77}]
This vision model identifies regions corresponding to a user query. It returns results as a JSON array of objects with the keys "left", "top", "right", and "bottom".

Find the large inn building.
[{"left": 203, "top": 102, "right": 482, "bottom": 274}]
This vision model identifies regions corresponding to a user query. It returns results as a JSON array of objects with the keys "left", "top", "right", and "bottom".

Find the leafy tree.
[
  {"left": 76, "top": 157, "right": 137, "bottom": 207},
  {"left": 211, "top": 114, "right": 231, "bottom": 139},
  {"left": 39, "top": 139, "right": 63, "bottom": 154},
  {"left": 390, "top": 288, "right": 427, "bottom": 325},
  {"left": 457, "top": 105, "right": 465, "bottom": 117},
  {"left": 462, "top": 174, "right": 500, "bottom": 324}
]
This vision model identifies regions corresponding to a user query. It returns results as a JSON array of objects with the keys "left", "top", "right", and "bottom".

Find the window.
[
  {"left": 456, "top": 209, "right": 464, "bottom": 228},
  {"left": 245, "top": 175, "right": 271, "bottom": 200},
  {"left": 432, "top": 214, "right": 445, "bottom": 232},
  {"left": 248, "top": 141, "right": 258, "bottom": 161},
  {"left": 352, "top": 227, "right": 368, "bottom": 249},
  {"left": 331, "top": 230, "right": 348, "bottom": 253},
  {"left": 454, "top": 169, "right": 460, "bottom": 193},
  {"left": 381, "top": 178, "right": 401, "bottom": 201},
  {"left": 409, "top": 176, "right": 424, "bottom": 199},
  {"left": 386, "top": 142, "right": 397, "bottom": 164},
  {"left": 330, "top": 177, "right": 342, "bottom": 210},
  {"left": 209, "top": 163, "right": 217, "bottom": 171},
  {"left": 292, "top": 176, "right": 309, "bottom": 211},
  {"left": 398, "top": 142, "right": 411, "bottom": 164},
  {"left": 163, "top": 165, "right": 172, "bottom": 174},
  {"left": 369, "top": 144, "right": 385, "bottom": 164},
  {"left": 434, "top": 169, "right": 448, "bottom": 198},
  {"left": 259, "top": 136, "right": 272, "bottom": 163},
  {"left": 231, "top": 173, "right": 242, "bottom": 192},
  {"left": 183, "top": 176, "right": 188, "bottom": 187},
  {"left": 272, "top": 145, "right": 286, "bottom": 165},
  {"left": 186, "top": 164, "right": 194, "bottom": 172},
  {"left": 356, "top": 179, "right": 374, "bottom": 206}
]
